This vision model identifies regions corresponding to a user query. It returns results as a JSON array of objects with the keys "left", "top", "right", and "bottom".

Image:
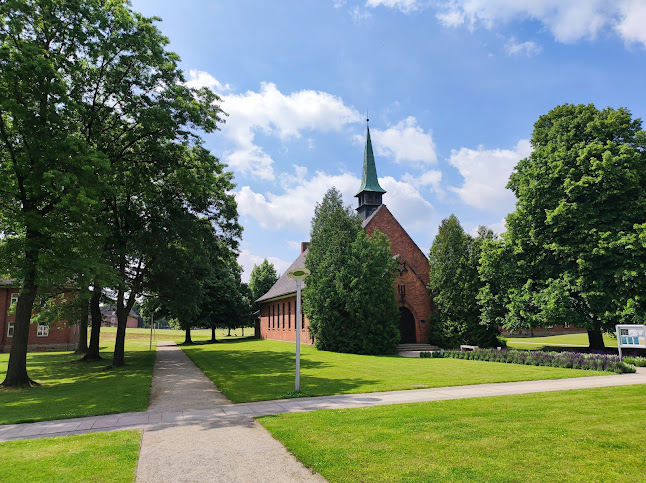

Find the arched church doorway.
[{"left": 398, "top": 307, "right": 416, "bottom": 343}]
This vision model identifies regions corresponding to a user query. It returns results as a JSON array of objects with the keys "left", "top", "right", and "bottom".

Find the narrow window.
[
  {"left": 282, "top": 302, "right": 285, "bottom": 329},
  {"left": 10, "top": 293, "right": 19, "bottom": 308},
  {"left": 267, "top": 306, "right": 270, "bottom": 330},
  {"left": 7, "top": 322, "right": 14, "bottom": 338},
  {"left": 37, "top": 324, "right": 49, "bottom": 337},
  {"left": 301, "top": 307, "right": 305, "bottom": 330},
  {"left": 272, "top": 305, "right": 275, "bottom": 329}
]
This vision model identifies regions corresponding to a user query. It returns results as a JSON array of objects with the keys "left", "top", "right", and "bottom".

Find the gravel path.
[{"left": 135, "top": 341, "right": 324, "bottom": 482}]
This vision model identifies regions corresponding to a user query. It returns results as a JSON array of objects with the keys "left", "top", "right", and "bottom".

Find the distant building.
[
  {"left": 0, "top": 279, "right": 80, "bottom": 353},
  {"left": 256, "top": 124, "right": 433, "bottom": 345},
  {"left": 100, "top": 305, "right": 139, "bottom": 328}
]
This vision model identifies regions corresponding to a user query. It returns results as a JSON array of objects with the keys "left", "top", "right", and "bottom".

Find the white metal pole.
[
  {"left": 295, "top": 278, "right": 301, "bottom": 392},
  {"left": 149, "top": 312, "right": 154, "bottom": 350}
]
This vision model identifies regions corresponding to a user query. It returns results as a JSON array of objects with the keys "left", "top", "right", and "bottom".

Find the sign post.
[
  {"left": 287, "top": 268, "right": 310, "bottom": 393},
  {"left": 616, "top": 324, "right": 646, "bottom": 360}
]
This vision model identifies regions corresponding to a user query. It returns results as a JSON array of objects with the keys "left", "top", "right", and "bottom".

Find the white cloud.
[
  {"left": 351, "top": 6, "right": 373, "bottom": 23},
  {"left": 505, "top": 37, "right": 542, "bottom": 56},
  {"left": 402, "top": 169, "right": 444, "bottom": 197},
  {"left": 366, "top": 0, "right": 424, "bottom": 14},
  {"left": 360, "top": 117, "right": 437, "bottom": 165},
  {"left": 185, "top": 69, "right": 231, "bottom": 92},
  {"left": 435, "top": 0, "right": 646, "bottom": 48},
  {"left": 238, "top": 249, "right": 291, "bottom": 283},
  {"left": 449, "top": 139, "right": 531, "bottom": 213},
  {"left": 236, "top": 170, "right": 360, "bottom": 230},
  {"left": 236, "top": 168, "right": 434, "bottom": 237},
  {"left": 220, "top": 82, "right": 362, "bottom": 180}
]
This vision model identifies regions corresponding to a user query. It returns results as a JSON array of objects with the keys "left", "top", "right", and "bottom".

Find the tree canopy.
[
  {"left": 503, "top": 104, "right": 646, "bottom": 348},
  {"left": 304, "top": 187, "right": 399, "bottom": 355},
  {"left": 249, "top": 260, "right": 279, "bottom": 304}
]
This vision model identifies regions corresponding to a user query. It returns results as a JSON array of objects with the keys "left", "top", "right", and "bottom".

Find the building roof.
[
  {"left": 355, "top": 124, "right": 386, "bottom": 196},
  {"left": 0, "top": 278, "right": 17, "bottom": 287},
  {"left": 255, "top": 249, "right": 308, "bottom": 303}
]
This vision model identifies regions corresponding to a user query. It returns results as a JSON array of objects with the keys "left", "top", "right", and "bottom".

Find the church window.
[
  {"left": 267, "top": 307, "right": 270, "bottom": 330},
  {"left": 301, "top": 307, "right": 305, "bottom": 330},
  {"left": 282, "top": 302, "right": 285, "bottom": 329},
  {"left": 288, "top": 301, "right": 291, "bottom": 329},
  {"left": 272, "top": 305, "right": 275, "bottom": 329},
  {"left": 398, "top": 284, "right": 406, "bottom": 295}
]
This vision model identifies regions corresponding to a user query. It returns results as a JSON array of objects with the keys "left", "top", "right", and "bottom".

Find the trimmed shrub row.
[
  {"left": 420, "top": 348, "right": 636, "bottom": 374},
  {"left": 623, "top": 356, "right": 646, "bottom": 367}
]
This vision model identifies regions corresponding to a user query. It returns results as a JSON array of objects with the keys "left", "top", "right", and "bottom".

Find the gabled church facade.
[{"left": 256, "top": 124, "right": 432, "bottom": 345}]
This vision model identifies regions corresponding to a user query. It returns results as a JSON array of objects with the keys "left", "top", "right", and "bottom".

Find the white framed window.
[
  {"left": 111, "top": 316, "right": 115, "bottom": 324},
  {"left": 37, "top": 324, "right": 49, "bottom": 337},
  {"left": 7, "top": 322, "right": 14, "bottom": 338},
  {"left": 10, "top": 293, "right": 19, "bottom": 306},
  {"left": 564, "top": 321, "right": 570, "bottom": 329}
]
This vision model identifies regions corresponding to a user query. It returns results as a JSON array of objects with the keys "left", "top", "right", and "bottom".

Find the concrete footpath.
[{"left": 1, "top": 343, "right": 645, "bottom": 479}]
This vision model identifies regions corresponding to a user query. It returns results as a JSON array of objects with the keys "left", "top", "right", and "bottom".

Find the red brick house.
[
  {"left": 100, "top": 305, "right": 139, "bottom": 328},
  {"left": 256, "top": 125, "right": 432, "bottom": 345},
  {"left": 0, "top": 279, "right": 80, "bottom": 353}
]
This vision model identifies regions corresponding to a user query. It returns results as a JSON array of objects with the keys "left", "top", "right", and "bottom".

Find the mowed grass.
[
  {"left": 0, "top": 340, "right": 155, "bottom": 425},
  {"left": 0, "top": 430, "right": 140, "bottom": 483},
  {"left": 259, "top": 384, "right": 646, "bottom": 482},
  {"left": 181, "top": 339, "right": 606, "bottom": 402},
  {"left": 505, "top": 333, "right": 618, "bottom": 350},
  {"left": 99, "top": 326, "right": 251, "bottom": 342}
]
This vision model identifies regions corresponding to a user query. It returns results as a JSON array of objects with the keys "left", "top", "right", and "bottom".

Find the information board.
[{"left": 616, "top": 324, "right": 646, "bottom": 359}]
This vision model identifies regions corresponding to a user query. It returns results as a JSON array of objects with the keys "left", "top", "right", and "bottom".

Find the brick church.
[{"left": 256, "top": 124, "right": 432, "bottom": 345}]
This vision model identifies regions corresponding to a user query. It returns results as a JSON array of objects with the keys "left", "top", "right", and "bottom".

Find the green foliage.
[
  {"left": 623, "top": 355, "right": 646, "bottom": 367},
  {"left": 429, "top": 216, "right": 500, "bottom": 348},
  {"left": 304, "top": 188, "right": 398, "bottom": 354},
  {"left": 249, "top": 259, "right": 279, "bottom": 303},
  {"left": 504, "top": 104, "right": 646, "bottom": 347},
  {"left": 0, "top": 431, "right": 141, "bottom": 483}
]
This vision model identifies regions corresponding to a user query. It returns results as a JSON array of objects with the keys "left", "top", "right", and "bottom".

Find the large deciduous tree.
[
  {"left": 505, "top": 104, "right": 646, "bottom": 348},
  {"left": 304, "top": 187, "right": 399, "bottom": 355},
  {"left": 249, "top": 260, "right": 278, "bottom": 305}
]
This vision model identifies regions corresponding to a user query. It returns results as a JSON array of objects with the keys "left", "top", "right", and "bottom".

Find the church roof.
[
  {"left": 255, "top": 249, "right": 308, "bottom": 303},
  {"left": 355, "top": 124, "right": 386, "bottom": 196}
]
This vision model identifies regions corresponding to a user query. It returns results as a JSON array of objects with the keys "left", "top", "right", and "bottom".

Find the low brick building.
[
  {"left": 0, "top": 280, "right": 80, "bottom": 353},
  {"left": 257, "top": 124, "right": 432, "bottom": 345},
  {"left": 100, "top": 305, "right": 139, "bottom": 329}
]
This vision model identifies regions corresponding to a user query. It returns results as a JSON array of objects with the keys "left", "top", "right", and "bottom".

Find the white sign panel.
[{"left": 616, "top": 324, "right": 646, "bottom": 359}]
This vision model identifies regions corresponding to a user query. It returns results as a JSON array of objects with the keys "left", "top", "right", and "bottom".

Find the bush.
[{"left": 424, "top": 348, "right": 636, "bottom": 374}]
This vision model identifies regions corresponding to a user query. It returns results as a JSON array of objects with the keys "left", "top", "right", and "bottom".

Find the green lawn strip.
[
  {"left": 259, "top": 385, "right": 646, "bottom": 482},
  {"left": 0, "top": 341, "right": 155, "bottom": 425},
  {"left": 0, "top": 430, "right": 141, "bottom": 483},
  {"left": 99, "top": 327, "right": 249, "bottom": 343},
  {"left": 505, "top": 333, "right": 617, "bottom": 350},
  {"left": 181, "top": 339, "right": 606, "bottom": 402}
]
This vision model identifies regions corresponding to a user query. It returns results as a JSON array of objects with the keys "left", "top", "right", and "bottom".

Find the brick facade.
[
  {"left": 0, "top": 286, "right": 80, "bottom": 353},
  {"left": 363, "top": 205, "right": 432, "bottom": 343},
  {"left": 258, "top": 294, "right": 315, "bottom": 345}
]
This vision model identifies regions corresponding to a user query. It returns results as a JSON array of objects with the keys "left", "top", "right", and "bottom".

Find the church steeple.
[{"left": 355, "top": 120, "right": 386, "bottom": 220}]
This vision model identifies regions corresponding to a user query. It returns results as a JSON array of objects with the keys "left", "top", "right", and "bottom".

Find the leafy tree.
[
  {"left": 249, "top": 260, "right": 278, "bottom": 304},
  {"left": 429, "top": 216, "right": 500, "bottom": 348},
  {"left": 304, "top": 187, "right": 399, "bottom": 354},
  {"left": 505, "top": 104, "right": 646, "bottom": 348},
  {"left": 0, "top": 0, "right": 111, "bottom": 386}
]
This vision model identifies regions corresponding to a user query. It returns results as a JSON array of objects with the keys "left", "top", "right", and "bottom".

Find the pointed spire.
[{"left": 355, "top": 120, "right": 386, "bottom": 196}]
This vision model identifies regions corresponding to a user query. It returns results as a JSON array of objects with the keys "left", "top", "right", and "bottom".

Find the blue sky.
[{"left": 130, "top": 0, "right": 646, "bottom": 281}]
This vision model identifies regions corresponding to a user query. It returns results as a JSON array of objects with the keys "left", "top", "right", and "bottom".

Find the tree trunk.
[
  {"left": 184, "top": 326, "right": 193, "bottom": 345},
  {"left": 587, "top": 326, "right": 605, "bottom": 350},
  {"left": 81, "top": 285, "right": 103, "bottom": 361},
  {"left": 211, "top": 327, "right": 216, "bottom": 343},
  {"left": 242, "top": 327, "right": 244, "bottom": 336},
  {"left": 74, "top": 298, "right": 89, "bottom": 354},
  {"left": 111, "top": 294, "right": 128, "bottom": 367},
  {"left": 227, "top": 327, "right": 231, "bottom": 336},
  {"left": 1, "top": 264, "right": 38, "bottom": 387}
]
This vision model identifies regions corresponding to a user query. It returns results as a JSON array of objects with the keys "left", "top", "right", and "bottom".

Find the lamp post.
[{"left": 287, "top": 267, "right": 310, "bottom": 393}]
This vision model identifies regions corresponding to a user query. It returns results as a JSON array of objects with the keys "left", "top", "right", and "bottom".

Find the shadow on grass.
[{"left": 182, "top": 344, "right": 380, "bottom": 402}]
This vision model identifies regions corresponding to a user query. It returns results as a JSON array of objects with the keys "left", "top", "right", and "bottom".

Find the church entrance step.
[{"left": 397, "top": 344, "right": 440, "bottom": 352}]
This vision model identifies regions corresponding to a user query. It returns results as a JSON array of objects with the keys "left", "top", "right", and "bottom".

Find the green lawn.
[
  {"left": 99, "top": 326, "right": 251, "bottom": 342},
  {"left": 505, "top": 333, "right": 618, "bottom": 350},
  {"left": 259, "top": 384, "right": 646, "bottom": 482},
  {"left": 181, "top": 339, "right": 606, "bottom": 402},
  {"left": 0, "top": 430, "right": 140, "bottom": 483},
  {"left": 0, "top": 340, "right": 155, "bottom": 425}
]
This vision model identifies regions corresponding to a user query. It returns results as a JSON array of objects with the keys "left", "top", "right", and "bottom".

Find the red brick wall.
[
  {"left": 366, "top": 206, "right": 432, "bottom": 343},
  {"left": 0, "top": 287, "right": 80, "bottom": 353},
  {"left": 259, "top": 295, "right": 315, "bottom": 345}
]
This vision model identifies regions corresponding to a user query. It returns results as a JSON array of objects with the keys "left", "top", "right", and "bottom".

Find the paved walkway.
[{"left": 1, "top": 342, "right": 645, "bottom": 479}]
